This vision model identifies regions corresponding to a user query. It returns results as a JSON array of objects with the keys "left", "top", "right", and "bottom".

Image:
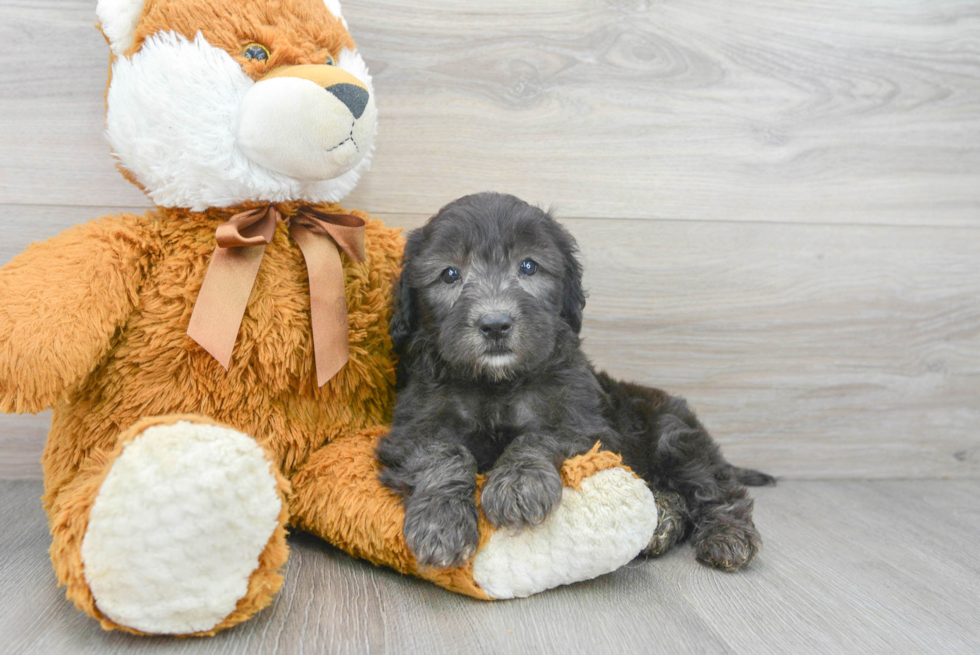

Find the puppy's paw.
[
  {"left": 403, "top": 494, "right": 480, "bottom": 569},
  {"left": 481, "top": 461, "right": 563, "bottom": 529},
  {"left": 695, "top": 523, "right": 761, "bottom": 572},
  {"left": 643, "top": 491, "right": 687, "bottom": 558}
]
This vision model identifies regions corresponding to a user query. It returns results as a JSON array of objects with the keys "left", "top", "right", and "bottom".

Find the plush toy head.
[{"left": 98, "top": 0, "right": 376, "bottom": 210}]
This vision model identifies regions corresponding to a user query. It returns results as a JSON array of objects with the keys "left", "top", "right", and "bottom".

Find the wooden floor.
[{"left": 2, "top": 478, "right": 978, "bottom": 654}]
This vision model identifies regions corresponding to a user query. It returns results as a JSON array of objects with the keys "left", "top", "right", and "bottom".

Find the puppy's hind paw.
[
  {"left": 403, "top": 495, "right": 480, "bottom": 569},
  {"left": 481, "top": 462, "right": 563, "bottom": 529},
  {"left": 643, "top": 491, "right": 687, "bottom": 557},
  {"left": 695, "top": 524, "right": 761, "bottom": 572}
]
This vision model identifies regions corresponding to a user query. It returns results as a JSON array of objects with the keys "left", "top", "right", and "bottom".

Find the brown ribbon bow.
[{"left": 187, "top": 204, "right": 366, "bottom": 387}]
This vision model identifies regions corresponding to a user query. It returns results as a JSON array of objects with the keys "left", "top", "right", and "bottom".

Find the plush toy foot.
[
  {"left": 79, "top": 415, "right": 288, "bottom": 635},
  {"left": 643, "top": 491, "right": 688, "bottom": 557}
]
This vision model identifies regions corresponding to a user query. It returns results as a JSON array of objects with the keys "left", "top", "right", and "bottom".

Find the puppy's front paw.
[
  {"left": 481, "top": 462, "right": 563, "bottom": 529},
  {"left": 403, "top": 495, "right": 480, "bottom": 569},
  {"left": 695, "top": 523, "right": 761, "bottom": 572}
]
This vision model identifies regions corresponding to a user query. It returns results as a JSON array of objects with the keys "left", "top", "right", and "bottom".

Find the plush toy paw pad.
[
  {"left": 81, "top": 420, "right": 282, "bottom": 634},
  {"left": 473, "top": 467, "right": 657, "bottom": 599}
]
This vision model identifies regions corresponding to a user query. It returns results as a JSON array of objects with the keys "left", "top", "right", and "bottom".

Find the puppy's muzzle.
[{"left": 478, "top": 312, "right": 514, "bottom": 341}]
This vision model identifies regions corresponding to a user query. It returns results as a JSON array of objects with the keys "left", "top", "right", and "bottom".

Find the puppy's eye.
[
  {"left": 440, "top": 267, "right": 461, "bottom": 284},
  {"left": 243, "top": 44, "right": 270, "bottom": 61},
  {"left": 518, "top": 259, "right": 538, "bottom": 276}
]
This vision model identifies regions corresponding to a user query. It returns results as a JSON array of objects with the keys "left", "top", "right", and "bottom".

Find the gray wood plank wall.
[{"left": 1, "top": 0, "right": 978, "bottom": 480}]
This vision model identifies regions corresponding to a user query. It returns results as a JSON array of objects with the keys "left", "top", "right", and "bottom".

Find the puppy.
[{"left": 377, "top": 192, "right": 774, "bottom": 571}]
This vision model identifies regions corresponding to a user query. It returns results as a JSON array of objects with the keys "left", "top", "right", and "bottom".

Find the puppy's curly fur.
[{"left": 377, "top": 192, "right": 774, "bottom": 571}]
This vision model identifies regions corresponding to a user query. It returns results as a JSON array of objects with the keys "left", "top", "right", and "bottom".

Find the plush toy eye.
[
  {"left": 440, "top": 267, "right": 461, "bottom": 284},
  {"left": 325, "top": 54, "right": 336, "bottom": 66},
  {"left": 519, "top": 259, "right": 538, "bottom": 276},
  {"left": 243, "top": 44, "right": 270, "bottom": 61}
]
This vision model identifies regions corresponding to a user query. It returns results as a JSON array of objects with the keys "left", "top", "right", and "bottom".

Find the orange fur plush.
[{"left": 0, "top": 0, "right": 661, "bottom": 636}]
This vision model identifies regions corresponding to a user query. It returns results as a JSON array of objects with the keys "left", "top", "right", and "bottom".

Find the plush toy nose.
[
  {"left": 326, "top": 83, "right": 369, "bottom": 119},
  {"left": 479, "top": 313, "right": 514, "bottom": 340},
  {"left": 257, "top": 64, "right": 370, "bottom": 109}
]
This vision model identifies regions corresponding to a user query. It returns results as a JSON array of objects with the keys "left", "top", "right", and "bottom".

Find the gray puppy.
[{"left": 377, "top": 192, "right": 773, "bottom": 571}]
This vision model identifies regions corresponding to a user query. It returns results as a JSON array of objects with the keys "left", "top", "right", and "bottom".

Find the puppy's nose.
[
  {"left": 326, "top": 83, "right": 369, "bottom": 119},
  {"left": 478, "top": 313, "right": 513, "bottom": 340}
]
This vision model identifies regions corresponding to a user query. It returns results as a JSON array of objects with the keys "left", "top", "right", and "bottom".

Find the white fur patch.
[
  {"left": 105, "top": 31, "right": 376, "bottom": 210},
  {"left": 97, "top": 0, "right": 146, "bottom": 56},
  {"left": 237, "top": 75, "right": 376, "bottom": 181},
  {"left": 472, "top": 468, "right": 657, "bottom": 599},
  {"left": 81, "top": 421, "right": 282, "bottom": 634}
]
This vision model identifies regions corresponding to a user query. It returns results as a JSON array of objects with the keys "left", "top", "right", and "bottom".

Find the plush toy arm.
[
  {"left": 289, "top": 427, "right": 490, "bottom": 597},
  {"left": 0, "top": 216, "right": 150, "bottom": 413},
  {"left": 290, "top": 428, "right": 659, "bottom": 600}
]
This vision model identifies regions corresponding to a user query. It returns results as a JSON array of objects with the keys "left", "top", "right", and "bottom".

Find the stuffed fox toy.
[{"left": 0, "top": 0, "right": 663, "bottom": 636}]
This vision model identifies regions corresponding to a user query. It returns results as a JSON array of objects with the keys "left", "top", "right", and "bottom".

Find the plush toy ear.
[
  {"left": 97, "top": 0, "right": 146, "bottom": 56},
  {"left": 322, "top": 0, "right": 349, "bottom": 28},
  {"left": 389, "top": 229, "right": 424, "bottom": 364}
]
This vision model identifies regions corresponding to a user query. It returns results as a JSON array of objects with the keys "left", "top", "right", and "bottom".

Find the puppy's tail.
[{"left": 732, "top": 466, "right": 777, "bottom": 487}]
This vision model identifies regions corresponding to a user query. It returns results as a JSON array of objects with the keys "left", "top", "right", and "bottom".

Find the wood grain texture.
[
  {"left": 2, "top": 2, "right": 978, "bottom": 650},
  {"left": 2, "top": 479, "right": 978, "bottom": 654},
  {"left": 2, "top": 206, "right": 979, "bottom": 480},
  {"left": 1, "top": 0, "right": 979, "bottom": 480},
  {"left": 0, "top": 1, "right": 978, "bottom": 224}
]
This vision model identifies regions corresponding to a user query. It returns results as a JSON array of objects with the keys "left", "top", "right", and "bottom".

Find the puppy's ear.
[
  {"left": 561, "top": 252, "right": 586, "bottom": 334},
  {"left": 390, "top": 229, "right": 423, "bottom": 356},
  {"left": 558, "top": 226, "right": 587, "bottom": 334}
]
